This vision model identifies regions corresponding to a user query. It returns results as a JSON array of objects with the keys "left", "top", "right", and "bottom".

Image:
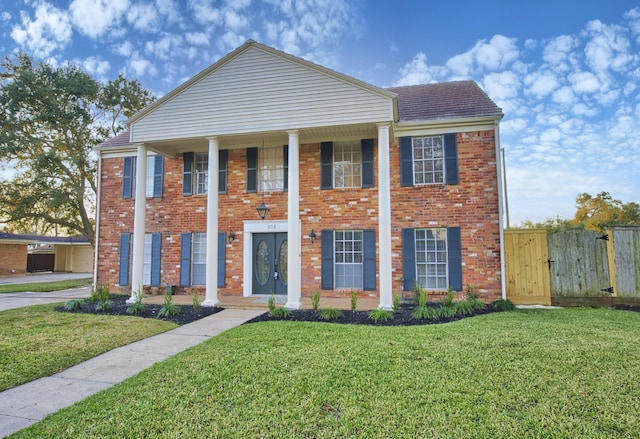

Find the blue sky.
[{"left": 1, "top": 0, "right": 639, "bottom": 225}]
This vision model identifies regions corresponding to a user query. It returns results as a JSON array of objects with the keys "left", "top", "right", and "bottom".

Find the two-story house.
[{"left": 94, "top": 40, "right": 505, "bottom": 309}]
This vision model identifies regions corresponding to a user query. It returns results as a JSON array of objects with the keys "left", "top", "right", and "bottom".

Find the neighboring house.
[
  {"left": 0, "top": 233, "right": 92, "bottom": 275},
  {"left": 94, "top": 40, "right": 504, "bottom": 309}
]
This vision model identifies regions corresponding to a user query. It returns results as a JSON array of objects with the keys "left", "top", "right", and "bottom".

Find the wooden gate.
[{"left": 504, "top": 229, "right": 551, "bottom": 305}]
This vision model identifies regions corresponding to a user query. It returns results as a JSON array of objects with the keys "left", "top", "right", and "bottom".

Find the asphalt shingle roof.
[
  {"left": 387, "top": 80, "right": 503, "bottom": 122},
  {"left": 97, "top": 131, "right": 131, "bottom": 148}
]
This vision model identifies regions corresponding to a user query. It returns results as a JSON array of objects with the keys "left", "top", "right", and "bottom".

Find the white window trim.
[
  {"left": 412, "top": 135, "right": 445, "bottom": 185},
  {"left": 415, "top": 228, "right": 449, "bottom": 290}
]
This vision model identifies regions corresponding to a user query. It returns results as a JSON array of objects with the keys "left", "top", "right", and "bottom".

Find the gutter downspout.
[
  {"left": 92, "top": 153, "right": 102, "bottom": 288},
  {"left": 494, "top": 121, "right": 507, "bottom": 300}
]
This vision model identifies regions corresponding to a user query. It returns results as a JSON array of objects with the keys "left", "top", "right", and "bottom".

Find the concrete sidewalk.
[
  {"left": 0, "top": 308, "right": 265, "bottom": 437},
  {"left": 0, "top": 288, "right": 91, "bottom": 312}
]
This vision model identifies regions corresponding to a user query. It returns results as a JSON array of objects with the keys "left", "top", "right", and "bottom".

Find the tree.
[
  {"left": 573, "top": 191, "right": 640, "bottom": 232},
  {"left": 0, "top": 54, "right": 154, "bottom": 246}
]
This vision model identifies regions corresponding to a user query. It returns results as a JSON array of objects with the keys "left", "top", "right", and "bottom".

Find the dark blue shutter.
[
  {"left": 119, "top": 232, "right": 131, "bottom": 286},
  {"left": 283, "top": 145, "right": 289, "bottom": 191},
  {"left": 444, "top": 133, "right": 459, "bottom": 185},
  {"left": 321, "top": 230, "right": 333, "bottom": 289},
  {"left": 363, "top": 229, "right": 376, "bottom": 291},
  {"left": 447, "top": 227, "right": 463, "bottom": 291},
  {"left": 150, "top": 233, "right": 161, "bottom": 286},
  {"left": 219, "top": 149, "right": 228, "bottom": 194},
  {"left": 180, "top": 233, "right": 192, "bottom": 287},
  {"left": 183, "top": 152, "right": 193, "bottom": 196},
  {"left": 320, "top": 142, "right": 333, "bottom": 189},
  {"left": 122, "top": 157, "right": 133, "bottom": 198},
  {"left": 246, "top": 147, "right": 258, "bottom": 192},
  {"left": 361, "top": 139, "right": 374, "bottom": 188},
  {"left": 218, "top": 231, "right": 225, "bottom": 288},
  {"left": 402, "top": 228, "right": 416, "bottom": 291},
  {"left": 400, "top": 137, "right": 413, "bottom": 187},
  {"left": 153, "top": 156, "right": 163, "bottom": 198}
]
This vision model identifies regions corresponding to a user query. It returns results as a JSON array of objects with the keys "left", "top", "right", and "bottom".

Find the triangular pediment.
[{"left": 129, "top": 41, "right": 396, "bottom": 144}]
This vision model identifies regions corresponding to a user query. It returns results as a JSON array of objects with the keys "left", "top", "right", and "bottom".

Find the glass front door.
[{"left": 252, "top": 232, "right": 288, "bottom": 295}]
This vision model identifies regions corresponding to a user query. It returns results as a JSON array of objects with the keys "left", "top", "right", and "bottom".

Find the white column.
[
  {"left": 203, "top": 137, "right": 220, "bottom": 307},
  {"left": 128, "top": 143, "right": 147, "bottom": 303},
  {"left": 285, "top": 130, "right": 301, "bottom": 309},
  {"left": 377, "top": 124, "right": 393, "bottom": 310}
]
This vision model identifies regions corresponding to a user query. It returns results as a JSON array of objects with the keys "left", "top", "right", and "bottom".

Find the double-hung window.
[
  {"left": 179, "top": 232, "right": 227, "bottom": 288},
  {"left": 118, "top": 232, "right": 161, "bottom": 287},
  {"left": 259, "top": 147, "right": 285, "bottom": 192},
  {"left": 122, "top": 156, "right": 163, "bottom": 198},
  {"left": 191, "top": 232, "right": 207, "bottom": 285},
  {"left": 333, "top": 142, "right": 362, "bottom": 188},
  {"left": 195, "top": 153, "right": 208, "bottom": 195},
  {"left": 334, "top": 230, "right": 363, "bottom": 289},
  {"left": 402, "top": 227, "right": 462, "bottom": 292},
  {"left": 400, "top": 133, "right": 458, "bottom": 187},
  {"left": 182, "top": 151, "right": 228, "bottom": 196}
]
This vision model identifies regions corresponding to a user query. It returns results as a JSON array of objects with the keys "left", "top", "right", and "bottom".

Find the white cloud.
[
  {"left": 145, "top": 34, "right": 184, "bottom": 60},
  {"left": 70, "top": 0, "right": 129, "bottom": 38},
  {"left": 185, "top": 32, "right": 209, "bottom": 46},
  {"left": 127, "top": 2, "right": 160, "bottom": 32},
  {"left": 584, "top": 19, "right": 634, "bottom": 75},
  {"left": 446, "top": 35, "right": 519, "bottom": 77},
  {"left": 551, "top": 86, "right": 575, "bottom": 106},
  {"left": 80, "top": 56, "right": 111, "bottom": 77},
  {"left": 10, "top": 2, "right": 72, "bottom": 58},
  {"left": 188, "top": 0, "right": 222, "bottom": 26},
  {"left": 128, "top": 56, "right": 157, "bottom": 77},
  {"left": 569, "top": 71, "right": 600, "bottom": 94},
  {"left": 1, "top": 11, "right": 11, "bottom": 22},
  {"left": 394, "top": 52, "right": 435, "bottom": 86},
  {"left": 542, "top": 35, "right": 577, "bottom": 68},
  {"left": 524, "top": 70, "right": 560, "bottom": 98}
]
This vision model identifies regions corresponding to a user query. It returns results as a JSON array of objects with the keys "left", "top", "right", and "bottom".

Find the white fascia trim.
[{"left": 394, "top": 116, "right": 501, "bottom": 137}]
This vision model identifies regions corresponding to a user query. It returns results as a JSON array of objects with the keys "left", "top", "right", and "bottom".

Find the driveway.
[{"left": 0, "top": 272, "right": 92, "bottom": 312}]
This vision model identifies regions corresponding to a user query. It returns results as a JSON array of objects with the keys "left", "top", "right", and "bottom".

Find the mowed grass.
[
  {"left": 0, "top": 304, "right": 177, "bottom": 392},
  {"left": 11, "top": 307, "right": 640, "bottom": 438},
  {"left": 0, "top": 278, "right": 91, "bottom": 294}
]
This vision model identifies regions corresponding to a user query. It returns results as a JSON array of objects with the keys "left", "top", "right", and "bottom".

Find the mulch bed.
[{"left": 55, "top": 294, "right": 225, "bottom": 325}]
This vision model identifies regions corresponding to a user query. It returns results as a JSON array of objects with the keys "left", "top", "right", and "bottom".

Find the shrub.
[
  {"left": 453, "top": 300, "right": 474, "bottom": 316},
  {"left": 311, "top": 290, "right": 320, "bottom": 311},
  {"left": 268, "top": 294, "right": 276, "bottom": 312},
  {"left": 492, "top": 299, "right": 516, "bottom": 311},
  {"left": 442, "top": 287, "right": 455, "bottom": 308},
  {"left": 158, "top": 293, "right": 179, "bottom": 318},
  {"left": 412, "top": 281, "right": 424, "bottom": 304},
  {"left": 368, "top": 308, "right": 394, "bottom": 322},
  {"left": 411, "top": 305, "right": 438, "bottom": 320},
  {"left": 350, "top": 290, "right": 358, "bottom": 311},
  {"left": 464, "top": 284, "right": 481, "bottom": 301},
  {"left": 437, "top": 305, "right": 457, "bottom": 318},
  {"left": 318, "top": 308, "right": 343, "bottom": 321},
  {"left": 268, "top": 307, "right": 292, "bottom": 319},
  {"left": 126, "top": 289, "right": 145, "bottom": 315},
  {"left": 192, "top": 290, "right": 201, "bottom": 312},
  {"left": 89, "top": 284, "right": 110, "bottom": 303},
  {"left": 63, "top": 299, "right": 85, "bottom": 311},
  {"left": 95, "top": 299, "right": 113, "bottom": 311},
  {"left": 392, "top": 292, "right": 401, "bottom": 312}
]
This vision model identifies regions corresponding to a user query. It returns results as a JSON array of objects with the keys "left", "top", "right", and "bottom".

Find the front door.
[{"left": 252, "top": 232, "right": 288, "bottom": 295}]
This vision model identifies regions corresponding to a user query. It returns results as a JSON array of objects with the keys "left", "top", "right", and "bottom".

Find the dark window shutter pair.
[
  {"left": 246, "top": 146, "right": 288, "bottom": 192},
  {"left": 400, "top": 134, "right": 458, "bottom": 186},
  {"left": 321, "top": 229, "right": 376, "bottom": 291},
  {"left": 119, "top": 232, "right": 161, "bottom": 286},
  {"left": 183, "top": 151, "right": 228, "bottom": 195},
  {"left": 123, "top": 156, "right": 163, "bottom": 198},
  {"left": 179, "top": 232, "right": 226, "bottom": 288},
  {"left": 401, "top": 227, "right": 462, "bottom": 292},
  {"left": 320, "top": 140, "right": 374, "bottom": 189}
]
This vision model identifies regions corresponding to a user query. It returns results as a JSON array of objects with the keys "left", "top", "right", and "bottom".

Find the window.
[
  {"left": 122, "top": 156, "right": 163, "bottom": 198},
  {"left": 334, "top": 230, "right": 363, "bottom": 289},
  {"left": 321, "top": 140, "right": 374, "bottom": 189},
  {"left": 195, "top": 153, "right": 208, "bottom": 195},
  {"left": 118, "top": 232, "right": 161, "bottom": 286},
  {"left": 333, "top": 142, "right": 361, "bottom": 188},
  {"left": 413, "top": 136, "right": 444, "bottom": 185},
  {"left": 415, "top": 228, "right": 448, "bottom": 289},
  {"left": 191, "top": 232, "right": 207, "bottom": 285},
  {"left": 179, "top": 232, "right": 226, "bottom": 287},
  {"left": 182, "top": 151, "right": 228, "bottom": 196},
  {"left": 400, "top": 133, "right": 458, "bottom": 187},
  {"left": 259, "top": 147, "right": 285, "bottom": 192},
  {"left": 143, "top": 233, "right": 153, "bottom": 285},
  {"left": 402, "top": 227, "right": 462, "bottom": 292}
]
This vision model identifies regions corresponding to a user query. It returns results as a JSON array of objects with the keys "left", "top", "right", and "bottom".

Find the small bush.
[
  {"left": 268, "top": 294, "right": 276, "bottom": 312},
  {"left": 442, "top": 287, "right": 455, "bottom": 308},
  {"left": 412, "top": 281, "right": 424, "bottom": 304},
  {"left": 64, "top": 299, "right": 85, "bottom": 311},
  {"left": 311, "top": 290, "right": 320, "bottom": 311},
  {"left": 437, "top": 305, "right": 457, "bottom": 318},
  {"left": 158, "top": 293, "right": 179, "bottom": 318},
  {"left": 126, "top": 290, "right": 145, "bottom": 315},
  {"left": 464, "top": 284, "right": 481, "bottom": 301},
  {"left": 368, "top": 308, "right": 394, "bottom": 322},
  {"left": 95, "top": 299, "right": 113, "bottom": 311},
  {"left": 411, "top": 305, "right": 438, "bottom": 320},
  {"left": 350, "top": 290, "right": 358, "bottom": 311},
  {"left": 89, "top": 284, "right": 110, "bottom": 303},
  {"left": 318, "top": 308, "right": 343, "bottom": 321},
  {"left": 268, "top": 307, "right": 292, "bottom": 319},
  {"left": 192, "top": 290, "right": 201, "bottom": 312},
  {"left": 392, "top": 293, "right": 401, "bottom": 312},
  {"left": 454, "top": 300, "right": 474, "bottom": 316},
  {"left": 493, "top": 299, "right": 516, "bottom": 311}
]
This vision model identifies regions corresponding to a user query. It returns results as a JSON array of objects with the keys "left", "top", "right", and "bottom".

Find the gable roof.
[
  {"left": 387, "top": 81, "right": 503, "bottom": 122},
  {"left": 0, "top": 232, "right": 90, "bottom": 245},
  {"left": 97, "top": 131, "right": 131, "bottom": 148}
]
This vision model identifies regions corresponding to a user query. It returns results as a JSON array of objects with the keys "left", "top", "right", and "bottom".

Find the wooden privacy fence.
[{"left": 504, "top": 227, "right": 640, "bottom": 306}]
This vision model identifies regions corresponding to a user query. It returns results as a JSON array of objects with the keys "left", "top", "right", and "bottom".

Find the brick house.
[{"left": 94, "top": 40, "right": 505, "bottom": 309}]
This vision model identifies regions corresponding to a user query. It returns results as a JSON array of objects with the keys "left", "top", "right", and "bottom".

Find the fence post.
[{"left": 605, "top": 229, "right": 617, "bottom": 298}]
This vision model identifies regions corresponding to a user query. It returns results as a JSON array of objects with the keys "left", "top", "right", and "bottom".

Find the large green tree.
[
  {"left": 0, "top": 54, "right": 154, "bottom": 246},
  {"left": 573, "top": 191, "right": 640, "bottom": 232}
]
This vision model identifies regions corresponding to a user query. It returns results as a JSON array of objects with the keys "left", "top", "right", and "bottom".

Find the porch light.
[
  {"left": 309, "top": 229, "right": 317, "bottom": 244},
  {"left": 228, "top": 232, "right": 236, "bottom": 243},
  {"left": 256, "top": 202, "right": 270, "bottom": 220}
]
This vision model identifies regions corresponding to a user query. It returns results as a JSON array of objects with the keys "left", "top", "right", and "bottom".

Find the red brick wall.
[
  {"left": 97, "top": 130, "right": 501, "bottom": 301},
  {"left": 0, "top": 244, "right": 27, "bottom": 276}
]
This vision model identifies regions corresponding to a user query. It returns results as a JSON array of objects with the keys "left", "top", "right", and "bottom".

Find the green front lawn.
[
  {"left": 0, "top": 304, "right": 177, "bottom": 392},
  {"left": 11, "top": 308, "right": 640, "bottom": 438},
  {"left": 0, "top": 278, "right": 91, "bottom": 294}
]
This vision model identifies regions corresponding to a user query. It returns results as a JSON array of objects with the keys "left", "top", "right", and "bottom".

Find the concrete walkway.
[
  {"left": 0, "top": 288, "right": 91, "bottom": 312},
  {"left": 0, "top": 308, "right": 265, "bottom": 437}
]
